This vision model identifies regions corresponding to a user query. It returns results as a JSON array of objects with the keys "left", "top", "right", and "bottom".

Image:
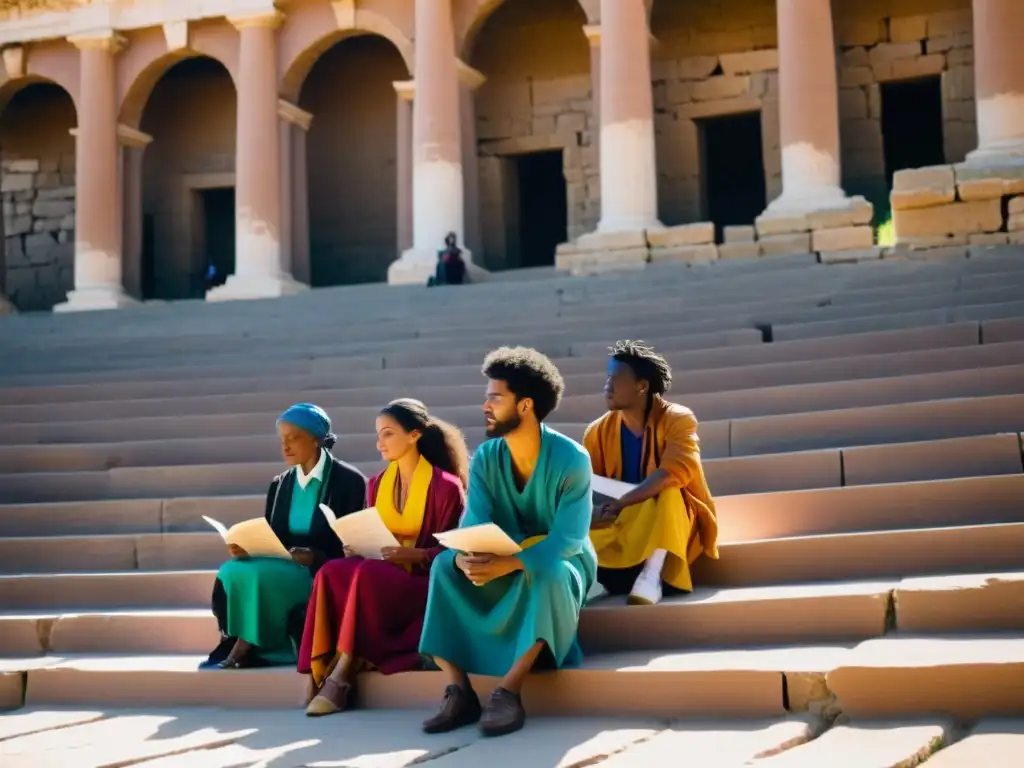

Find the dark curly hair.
[
  {"left": 609, "top": 340, "right": 673, "bottom": 396},
  {"left": 482, "top": 346, "right": 565, "bottom": 422},
  {"left": 379, "top": 398, "right": 470, "bottom": 489}
]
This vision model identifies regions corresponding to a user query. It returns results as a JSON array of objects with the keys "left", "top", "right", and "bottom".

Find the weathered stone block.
[
  {"left": 892, "top": 54, "right": 946, "bottom": 80},
  {"left": 947, "top": 48, "right": 973, "bottom": 67},
  {"left": 969, "top": 233, "right": 1010, "bottom": 245},
  {"left": 556, "top": 113, "right": 586, "bottom": 134},
  {"left": 897, "top": 234, "right": 969, "bottom": 248},
  {"left": 677, "top": 56, "right": 719, "bottom": 81},
  {"left": 894, "top": 199, "right": 1003, "bottom": 238},
  {"left": 841, "top": 47, "right": 869, "bottom": 67},
  {"left": 1009, "top": 231, "right": 1024, "bottom": 245},
  {"left": 890, "top": 15, "right": 927, "bottom": 42},
  {"left": 942, "top": 66, "right": 974, "bottom": 101},
  {"left": 869, "top": 42, "right": 920, "bottom": 68},
  {"left": 890, "top": 165, "right": 956, "bottom": 210},
  {"left": 719, "top": 49, "right": 778, "bottom": 75},
  {"left": 36, "top": 185, "right": 75, "bottom": 201},
  {"left": 1, "top": 174, "right": 33, "bottom": 193},
  {"left": 35, "top": 172, "right": 61, "bottom": 187},
  {"left": 927, "top": 9, "right": 972, "bottom": 37},
  {"left": 819, "top": 246, "right": 884, "bottom": 264},
  {"left": 839, "top": 88, "right": 868, "bottom": 120},
  {"left": 759, "top": 232, "right": 811, "bottom": 255},
  {"left": 556, "top": 247, "right": 648, "bottom": 274},
  {"left": 33, "top": 217, "right": 62, "bottom": 233},
  {"left": 755, "top": 213, "right": 809, "bottom": 237},
  {"left": 954, "top": 162, "right": 1024, "bottom": 196},
  {"left": 692, "top": 75, "right": 749, "bottom": 102},
  {"left": 926, "top": 34, "right": 955, "bottom": 53},
  {"left": 839, "top": 67, "right": 873, "bottom": 88},
  {"left": 5, "top": 215, "right": 31, "bottom": 235},
  {"left": 1007, "top": 213, "right": 1024, "bottom": 232},
  {"left": 724, "top": 225, "right": 755, "bottom": 243},
  {"left": 837, "top": 19, "right": 885, "bottom": 47},
  {"left": 812, "top": 225, "right": 875, "bottom": 252},
  {"left": 575, "top": 230, "right": 647, "bottom": 252},
  {"left": 647, "top": 222, "right": 714, "bottom": 248},
  {"left": 2, "top": 158, "right": 39, "bottom": 173},
  {"left": 649, "top": 244, "right": 718, "bottom": 263},
  {"left": 717, "top": 241, "right": 759, "bottom": 260},
  {"left": 1009, "top": 196, "right": 1024, "bottom": 215},
  {"left": 531, "top": 76, "right": 590, "bottom": 107},
  {"left": 32, "top": 199, "right": 73, "bottom": 218},
  {"left": 666, "top": 81, "right": 694, "bottom": 104},
  {"left": 806, "top": 199, "right": 874, "bottom": 230}
]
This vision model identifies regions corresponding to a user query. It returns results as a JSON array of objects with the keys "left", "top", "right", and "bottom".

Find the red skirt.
[{"left": 297, "top": 557, "right": 429, "bottom": 685}]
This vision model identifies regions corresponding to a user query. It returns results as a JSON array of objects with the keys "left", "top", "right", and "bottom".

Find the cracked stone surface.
[{"left": 754, "top": 721, "right": 949, "bottom": 767}]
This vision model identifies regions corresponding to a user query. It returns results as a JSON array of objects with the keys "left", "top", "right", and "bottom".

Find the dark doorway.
[
  {"left": 197, "top": 187, "right": 235, "bottom": 294},
  {"left": 141, "top": 214, "right": 156, "bottom": 300},
  {"left": 699, "top": 111, "right": 767, "bottom": 242},
  {"left": 881, "top": 76, "right": 945, "bottom": 188},
  {"left": 513, "top": 150, "right": 567, "bottom": 268}
]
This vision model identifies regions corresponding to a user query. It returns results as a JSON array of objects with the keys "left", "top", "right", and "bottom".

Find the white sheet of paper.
[
  {"left": 203, "top": 515, "right": 291, "bottom": 560},
  {"left": 434, "top": 523, "right": 523, "bottom": 557},
  {"left": 320, "top": 504, "right": 400, "bottom": 559},
  {"left": 591, "top": 475, "right": 636, "bottom": 500}
]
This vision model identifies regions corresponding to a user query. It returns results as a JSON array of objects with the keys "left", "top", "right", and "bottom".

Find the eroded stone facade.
[{"left": 0, "top": 0, "right": 1017, "bottom": 312}]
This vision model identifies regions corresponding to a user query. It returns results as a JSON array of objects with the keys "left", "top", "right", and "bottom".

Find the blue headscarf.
[{"left": 278, "top": 403, "right": 337, "bottom": 449}]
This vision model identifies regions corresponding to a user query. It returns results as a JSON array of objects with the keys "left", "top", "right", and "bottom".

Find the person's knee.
[
  {"left": 527, "top": 559, "right": 569, "bottom": 588},
  {"left": 429, "top": 550, "right": 459, "bottom": 585}
]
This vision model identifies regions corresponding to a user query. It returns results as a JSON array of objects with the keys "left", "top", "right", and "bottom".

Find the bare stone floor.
[{"left": 1, "top": 709, "right": 1022, "bottom": 767}]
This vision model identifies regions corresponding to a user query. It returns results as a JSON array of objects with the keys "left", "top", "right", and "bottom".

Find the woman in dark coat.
[{"left": 201, "top": 403, "right": 367, "bottom": 669}]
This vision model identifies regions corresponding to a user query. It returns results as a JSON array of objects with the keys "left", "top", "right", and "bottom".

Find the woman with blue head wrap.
[{"left": 201, "top": 403, "right": 368, "bottom": 671}]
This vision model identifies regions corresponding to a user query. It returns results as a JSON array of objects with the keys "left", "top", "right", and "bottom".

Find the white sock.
[{"left": 639, "top": 549, "right": 667, "bottom": 580}]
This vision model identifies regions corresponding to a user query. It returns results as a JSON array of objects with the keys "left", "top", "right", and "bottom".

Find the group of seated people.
[{"left": 200, "top": 341, "right": 719, "bottom": 737}]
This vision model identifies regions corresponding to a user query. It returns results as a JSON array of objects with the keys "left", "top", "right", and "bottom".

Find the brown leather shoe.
[
  {"left": 479, "top": 687, "right": 526, "bottom": 737},
  {"left": 422, "top": 684, "right": 482, "bottom": 734}
]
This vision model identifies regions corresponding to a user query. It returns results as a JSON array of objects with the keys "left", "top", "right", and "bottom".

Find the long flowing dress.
[
  {"left": 203, "top": 452, "right": 367, "bottom": 667},
  {"left": 419, "top": 426, "right": 597, "bottom": 677},
  {"left": 297, "top": 458, "right": 465, "bottom": 685},
  {"left": 585, "top": 397, "right": 719, "bottom": 593}
]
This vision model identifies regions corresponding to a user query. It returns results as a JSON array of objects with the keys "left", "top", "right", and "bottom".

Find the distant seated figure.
[
  {"left": 300, "top": 399, "right": 468, "bottom": 717},
  {"left": 429, "top": 232, "right": 467, "bottom": 287},
  {"left": 586, "top": 341, "right": 719, "bottom": 606},
  {"left": 418, "top": 347, "right": 596, "bottom": 738},
  {"left": 200, "top": 403, "right": 367, "bottom": 669}
]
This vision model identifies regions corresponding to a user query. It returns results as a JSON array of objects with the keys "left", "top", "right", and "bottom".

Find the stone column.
[
  {"left": 459, "top": 62, "right": 486, "bottom": 262},
  {"left": 388, "top": 0, "right": 466, "bottom": 285},
  {"left": 966, "top": 0, "right": 1024, "bottom": 162},
  {"left": 759, "top": 0, "right": 850, "bottom": 218},
  {"left": 118, "top": 125, "right": 152, "bottom": 300},
  {"left": 594, "top": 0, "right": 661, "bottom": 234},
  {"left": 277, "top": 99, "right": 313, "bottom": 285},
  {"left": 393, "top": 80, "right": 414, "bottom": 255},
  {"left": 55, "top": 32, "right": 136, "bottom": 312},
  {"left": 584, "top": 24, "right": 601, "bottom": 167},
  {"left": 209, "top": 11, "right": 305, "bottom": 301}
]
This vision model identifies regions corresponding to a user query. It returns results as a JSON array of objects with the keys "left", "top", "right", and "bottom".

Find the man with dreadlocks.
[{"left": 583, "top": 340, "right": 719, "bottom": 605}]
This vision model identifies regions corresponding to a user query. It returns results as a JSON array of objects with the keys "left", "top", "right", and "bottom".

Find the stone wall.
[
  {"left": 652, "top": 50, "right": 781, "bottom": 225},
  {"left": 835, "top": 5, "right": 975, "bottom": 215}
]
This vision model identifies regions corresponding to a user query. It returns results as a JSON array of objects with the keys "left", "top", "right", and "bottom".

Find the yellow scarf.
[{"left": 375, "top": 456, "right": 432, "bottom": 548}]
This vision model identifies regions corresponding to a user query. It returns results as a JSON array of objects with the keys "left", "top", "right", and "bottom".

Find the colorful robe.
[
  {"left": 297, "top": 459, "right": 465, "bottom": 685},
  {"left": 419, "top": 426, "right": 597, "bottom": 677},
  {"left": 585, "top": 397, "right": 719, "bottom": 592},
  {"left": 203, "top": 454, "right": 367, "bottom": 667}
]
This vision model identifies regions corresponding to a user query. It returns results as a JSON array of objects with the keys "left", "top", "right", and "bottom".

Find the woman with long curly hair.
[{"left": 298, "top": 398, "right": 469, "bottom": 716}]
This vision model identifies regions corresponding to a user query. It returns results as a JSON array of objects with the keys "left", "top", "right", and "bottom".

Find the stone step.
[
  {"left": 0, "top": 321, "right": 989, "bottom": 390},
  {"left": 0, "top": 580, "right": 895, "bottom": 657},
  {"left": 693, "top": 522, "right": 1024, "bottom": 587},
  {"left": 1, "top": 430, "right": 1017, "bottom": 504},
  {"left": 5, "top": 337, "right": 1022, "bottom": 413},
  {"left": 753, "top": 722, "right": 949, "bottom": 767},
  {"left": 4, "top": 362, "right": 1021, "bottom": 429},
  {"left": 2, "top": 470, "right": 1019, "bottom": 544},
  {"left": 922, "top": 719, "right": 1024, "bottom": 767},
  {"left": 827, "top": 633, "right": 1024, "bottom": 720},
  {"left": 894, "top": 572, "right": 1024, "bottom": 634}
]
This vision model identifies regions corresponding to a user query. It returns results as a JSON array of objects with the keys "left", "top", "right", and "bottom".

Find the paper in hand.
[
  {"left": 202, "top": 515, "right": 291, "bottom": 559},
  {"left": 434, "top": 523, "right": 523, "bottom": 557},
  {"left": 320, "top": 505, "right": 400, "bottom": 559},
  {"left": 591, "top": 475, "right": 635, "bottom": 505}
]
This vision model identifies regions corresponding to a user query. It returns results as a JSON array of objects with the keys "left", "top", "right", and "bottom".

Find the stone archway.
[
  {"left": 0, "top": 79, "right": 77, "bottom": 311},
  {"left": 297, "top": 34, "right": 408, "bottom": 286},
  {"left": 466, "top": 0, "right": 593, "bottom": 270},
  {"left": 134, "top": 56, "right": 237, "bottom": 301}
]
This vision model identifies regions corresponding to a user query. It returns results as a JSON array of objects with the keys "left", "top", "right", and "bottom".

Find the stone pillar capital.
[
  {"left": 582, "top": 24, "right": 601, "bottom": 45},
  {"left": 117, "top": 124, "right": 153, "bottom": 149},
  {"left": 1, "top": 45, "right": 25, "bottom": 79},
  {"left": 67, "top": 31, "right": 126, "bottom": 53},
  {"left": 457, "top": 61, "right": 486, "bottom": 90},
  {"left": 393, "top": 79, "right": 415, "bottom": 101},
  {"left": 228, "top": 10, "right": 284, "bottom": 31},
  {"left": 278, "top": 99, "right": 313, "bottom": 130}
]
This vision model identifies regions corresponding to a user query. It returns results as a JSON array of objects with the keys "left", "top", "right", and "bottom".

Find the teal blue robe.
[{"left": 419, "top": 425, "right": 597, "bottom": 677}]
